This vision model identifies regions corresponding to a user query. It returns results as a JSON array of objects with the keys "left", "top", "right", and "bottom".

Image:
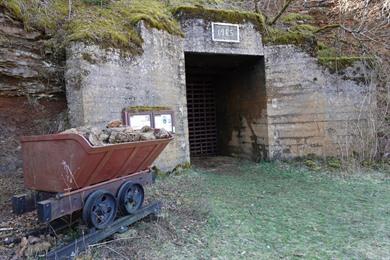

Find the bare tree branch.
[{"left": 268, "top": 0, "right": 295, "bottom": 25}]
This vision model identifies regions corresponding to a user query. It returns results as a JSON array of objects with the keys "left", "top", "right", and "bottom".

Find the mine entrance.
[{"left": 185, "top": 53, "right": 266, "bottom": 159}]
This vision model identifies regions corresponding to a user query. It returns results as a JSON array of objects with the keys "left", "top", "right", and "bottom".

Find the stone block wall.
[
  {"left": 65, "top": 23, "right": 189, "bottom": 171},
  {"left": 264, "top": 45, "right": 373, "bottom": 159}
]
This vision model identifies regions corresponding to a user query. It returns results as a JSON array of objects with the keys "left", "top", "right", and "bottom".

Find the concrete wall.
[
  {"left": 264, "top": 45, "right": 372, "bottom": 159},
  {"left": 65, "top": 19, "right": 374, "bottom": 169},
  {"left": 65, "top": 23, "right": 189, "bottom": 171},
  {"left": 182, "top": 19, "right": 268, "bottom": 161},
  {"left": 65, "top": 19, "right": 267, "bottom": 170},
  {"left": 182, "top": 18, "right": 264, "bottom": 55},
  {"left": 216, "top": 57, "right": 268, "bottom": 161}
]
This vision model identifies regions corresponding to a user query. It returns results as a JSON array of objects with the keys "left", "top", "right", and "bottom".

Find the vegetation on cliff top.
[
  {"left": 0, "top": 0, "right": 183, "bottom": 53},
  {"left": 0, "top": 0, "right": 268, "bottom": 53},
  {"left": 0, "top": 0, "right": 367, "bottom": 70}
]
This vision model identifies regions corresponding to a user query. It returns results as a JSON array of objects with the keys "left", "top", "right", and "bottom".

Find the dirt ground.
[{"left": 0, "top": 171, "right": 43, "bottom": 259}]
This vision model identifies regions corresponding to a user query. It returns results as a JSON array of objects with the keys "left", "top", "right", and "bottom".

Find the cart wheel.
[
  {"left": 118, "top": 181, "right": 144, "bottom": 215},
  {"left": 82, "top": 190, "right": 117, "bottom": 229}
]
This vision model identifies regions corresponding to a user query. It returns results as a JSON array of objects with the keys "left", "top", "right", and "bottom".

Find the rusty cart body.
[{"left": 13, "top": 133, "right": 172, "bottom": 228}]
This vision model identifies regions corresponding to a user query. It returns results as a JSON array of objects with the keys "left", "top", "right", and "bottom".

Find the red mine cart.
[{"left": 12, "top": 133, "right": 172, "bottom": 229}]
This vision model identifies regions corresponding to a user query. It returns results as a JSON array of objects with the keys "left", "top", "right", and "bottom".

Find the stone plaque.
[{"left": 212, "top": 22, "right": 240, "bottom": 43}]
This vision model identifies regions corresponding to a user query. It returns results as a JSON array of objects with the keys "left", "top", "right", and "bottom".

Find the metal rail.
[{"left": 46, "top": 201, "right": 161, "bottom": 260}]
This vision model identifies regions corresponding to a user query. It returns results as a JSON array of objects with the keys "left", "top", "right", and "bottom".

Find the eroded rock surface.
[{"left": 0, "top": 7, "right": 64, "bottom": 97}]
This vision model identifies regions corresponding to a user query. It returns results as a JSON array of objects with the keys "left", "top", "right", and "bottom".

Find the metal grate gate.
[{"left": 186, "top": 72, "right": 218, "bottom": 157}]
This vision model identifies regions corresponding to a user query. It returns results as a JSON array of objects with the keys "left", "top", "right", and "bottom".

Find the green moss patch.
[
  {"left": 0, "top": 0, "right": 182, "bottom": 54},
  {"left": 281, "top": 12, "right": 313, "bottom": 24},
  {"left": 3, "top": 1, "right": 266, "bottom": 53},
  {"left": 292, "top": 24, "right": 318, "bottom": 33},
  {"left": 263, "top": 27, "right": 315, "bottom": 46},
  {"left": 316, "top": 42, "right": 373, "bottom": 71},
  {"left": 123, "top": 106, "right": 171, "bottom": 112},
  {"left": 119, "top": 1, "right": 182, "bottom": 36},
  {"left": 172, "top": 5, "right": 266, "bottom": 32},
  {"left": 0, "top": 0, "right": 361, "bottom": 68},
  {"left": 318, "top": 56, "right": 372, "bottom": 71}
]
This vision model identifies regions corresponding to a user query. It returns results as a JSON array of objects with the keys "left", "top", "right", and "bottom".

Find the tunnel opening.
[{"left": 185, "top": 52, "right": 267, "bottom": 160}]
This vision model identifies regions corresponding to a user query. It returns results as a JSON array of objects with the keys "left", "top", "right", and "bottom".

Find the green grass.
[
  {"left": 88, "top": 160, "right": 390, "bottom": 259},
  {"left": 202, "top": 162, "right": 389, "bottom": 258}
]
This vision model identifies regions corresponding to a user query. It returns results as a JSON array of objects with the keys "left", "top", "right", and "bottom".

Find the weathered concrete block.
[
  {"left": 65, "top": 23, "right": 189, "bottom": 171},
  {"left": 265, "top": 45, "right": 375, "bottom": 159}
]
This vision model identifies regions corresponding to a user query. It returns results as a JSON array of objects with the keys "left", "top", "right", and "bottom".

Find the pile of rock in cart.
[{"left": 61, "top": 120, "right": 172, "bottom": 146}]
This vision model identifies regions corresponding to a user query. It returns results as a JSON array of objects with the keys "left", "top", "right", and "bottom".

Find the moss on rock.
[
  {"left": 316, "top": 42, "right": 373, "bottom": 71},
  {"left": 263, "top": 27, "right": 315, "bottom": 45},
  {"left": 172, "top": 5, "right": 266, "bottom": 32},
  {"left": 123, "top": 106, "right": 171, "bottom": 112},
  {"left": 292, "top": 24, "right": 318, "bottom": 33},
  {"left": 281, "top": 12, "right": 313, "bottom": 24},
  {"left": 0, "top": 0, "right": 182, "bottom": 54},
  {"left": 0, "top": 0, "right": 359, "bottom": 69},
  {"left": 318, "top": 56, "right": 372, "bottom": 72}
]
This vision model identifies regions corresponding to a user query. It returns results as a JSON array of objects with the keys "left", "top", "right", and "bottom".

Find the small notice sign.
[
  {"left": 129, "top": 114, "right": 151, "bottom": 130},
  {"left": 154, "top": 114, "right": 173, "bottom": 132},
  {"left": 212, "top": 22, "right": 240, "bottom": 43}
]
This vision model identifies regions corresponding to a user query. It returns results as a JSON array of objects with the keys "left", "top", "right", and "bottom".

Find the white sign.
[
  {"left": 129, "top": 114, "right": 151, "bottom": 130},
  {"left": 154, "top": 114, "right": 173, "bottom": 132},
  {"left": 212, "top": 22, "right": 240, "bottom": 43}
]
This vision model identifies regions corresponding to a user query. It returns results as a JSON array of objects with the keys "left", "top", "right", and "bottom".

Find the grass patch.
[
  {"left": 0, "top": 0, "right": 23, "bottom": 20},
  {"left": 88, "top": 159, "right": 390, "bottom": 259}
]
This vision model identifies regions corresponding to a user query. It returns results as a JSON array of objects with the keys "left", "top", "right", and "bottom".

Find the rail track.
[{"left": 3, "top": 202, "right": 161, "bottom": 259}]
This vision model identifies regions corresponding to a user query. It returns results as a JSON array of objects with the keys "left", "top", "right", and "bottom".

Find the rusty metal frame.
[
  {"left": 186, "top": 76, "right": 218, "bottom": 157},
  {"left": 37, "top": 169, "right": 153, "bottom": 223}
]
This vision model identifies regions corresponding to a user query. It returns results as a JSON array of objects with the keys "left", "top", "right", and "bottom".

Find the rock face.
[
  {"left": 0, "top": 8, "right": 67, "bottom": 174},
  {"left": 0, "top": 7, "right": 64, "bottom": 96},
  {"left": 0, "top": 96, "right": 67, "bottom": 174}
]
